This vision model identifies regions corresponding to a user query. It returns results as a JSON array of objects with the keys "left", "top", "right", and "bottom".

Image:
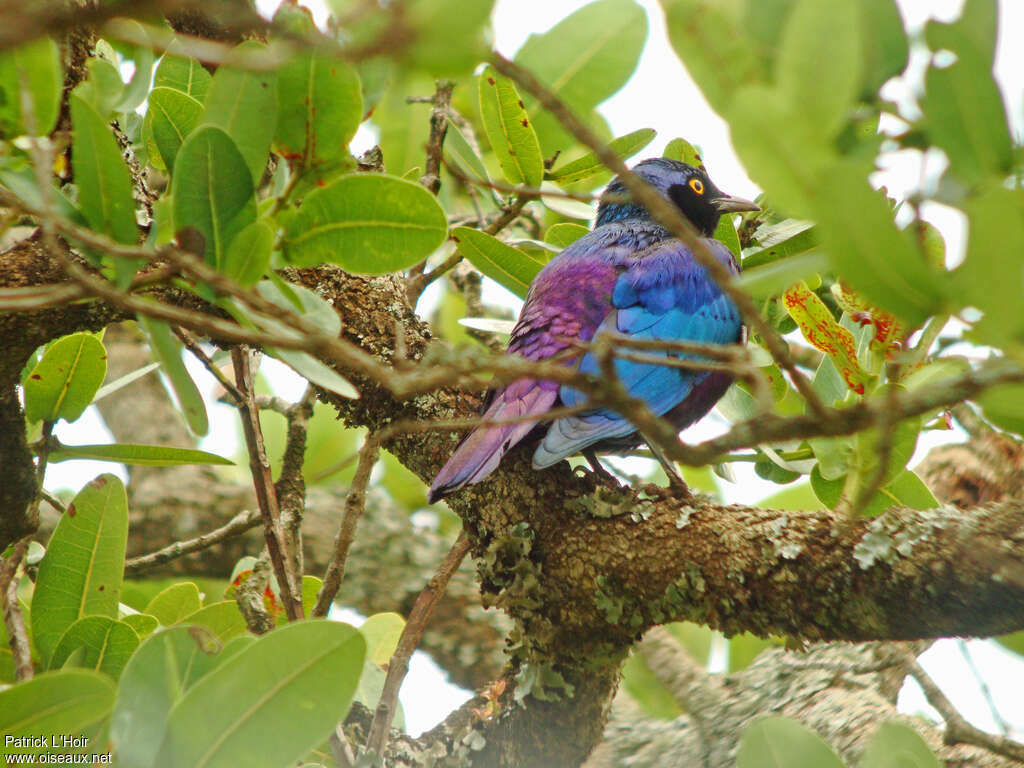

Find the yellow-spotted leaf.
[{"left": 783, "top": 282, "right": 870, "bottom": 395}]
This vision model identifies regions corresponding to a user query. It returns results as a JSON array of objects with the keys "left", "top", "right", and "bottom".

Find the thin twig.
[
  {"left": 124, "top": 509, "right": 262, "bottom": 574},
  {"left": 0, "top": 538, "right": 33, "bottom": 681},
  {"left": 957, "top": 639, "right": 1012, "bottom": 737},
  {"left": 906, "top": 654, "right": 1024, "bottom": 762},
  {"left": 231, "top": 347, "right": 304, "bottom": 622},
  {"left": 488, "top": 53, "right": 831, "bottom": 424},
  {"left": 313, "top": 435, "right": 381, "bottom": 618},
  {"left": 173, "top": 327, "right": 244, "bottom": 403},
  {"left": 365, "top": 531, "right": 472, "bottom": 756}
]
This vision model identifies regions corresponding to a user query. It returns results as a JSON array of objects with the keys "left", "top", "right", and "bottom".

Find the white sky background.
[{"left": 42, "top": 0, "right": 1024, "bottom": 740}]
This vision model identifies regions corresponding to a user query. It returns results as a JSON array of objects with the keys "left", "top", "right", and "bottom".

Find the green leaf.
[
  {"left": 547, "top": 128, "right": 656, "bottom": 186},
  {"left": 275, "top": 51, "right": 362, "bottom": 167},
  {"left": 713, "top": 211, "right": 743, "bottom": 258},
  {"left": 301, "top": 576, "right": 323, "bottom": 617},
  {"left": 478, "top": 66, "right": 543, "bottom": 187},
  {"left": 110, "top": 625, "right": 225, "bottom": 768},
  {"left": 145, "top": 87, "right": 203, "bottom": 174},
  {"left": 444, "top": 118, "right": 490, "bottom": 184},
  {"left": 776, "top": 0, "right": 862, "bottom": 138},
  {"left": 737, "top": 251, "right": 828, "bottom": 299},
  {"left": 145, "top": 582, "right": 203, "bottom": 626},
  {"left": 253, "top": 279, "right": 343, "bottom": 339},
  {"left": 955, "top": 188, "right": 1024, "bottom": 346},
  {"left": 453, "top": 226, "right": 545, "bottom": 298},
  {"left": 199, "top": 41, "right": 278, "bottom": 184},
  {"left": 660, "top": 0, "right": 761, "bottom": 114},
  {"left": 662, "top": 136, "right": 703, "bottom": 166},
  {"left": 0, "top": 670, "right": 115, "bottom": 750},
  {"left": 120, "top": 613, "right": 159, "bottom": 639},
  {"left": 359, "top": 612, "right": 404, "bottom": 667},
  {"left": 737, "top": 716, "right": 845, "bottom": 768},
  {"left": 811, "top": 161, "right": 946, "bottom": 326},
  {"left": 727, "top": 85, "right": 832, "bottom": 218},
  {"left": 404, "top": 0, "right": 495, "bottom": 76},
  {"left": 921, "top": 56, "right": 1013, "bottom": 187},
  {"left": 977, "top": 381, "right": 1024, "bottom": 437},
  {"left": 860, "top": 721, "right": 941, "bottom": 768},
  {"left": 171, "top": 125, "right": 256, "bottom": 267},
  {"left": 516, "top": 0, "right": 647, "bottom": 153},
  {"left": 49, "top": 443, "right": 233, "bottom": 467},
  {"left": 23, "top": 332, "right": 107, "bottom": 424},
  {"left": 93, "top": 361, "right": 160, "bottom": 403},
  {"left": 137, "top": 316, "right": 210, "bottom": 436},
  {"left": 858, "top": 0, "right": 909, "bottom": 97},
  {"left": 75, "top": 56, "right": 124, "bottom": 119},
  {"left": 182, "top": 602, "right": 247, "bottom": 643},
  {"left": 744, "top": 220, "right": 818, "bottom": 269},
  {"left": 111, "top": 22, "right": 157, "bottom": 113},
  {"left": 0, "top": 37, "right": 62, "bottom": 137},
  {"left": 70, "top": 91, "right": 138, "bottom": 281},
  {"left": 273, "top": 349, "right": 360, "bottom": 399},
  {"left": 155, "top": 52, "right": 212, "bottom": 100},
  {"left": 154, "top": 620, "right": 366, "bottom": 768},
  {"left": 50, "top": 615, "right": 139, "bottom": 679},
  {"left": 222, "top": 220, "right": 273, "bottom": 287},
  {"left": 544, "top": 222, "right": 589, "bottom": 249},
  {"left": 282, "top": 173, "right": 447, "bottom": 272},
  {"left": 32, "top": 475, "right": 128, "bottom": 665}
]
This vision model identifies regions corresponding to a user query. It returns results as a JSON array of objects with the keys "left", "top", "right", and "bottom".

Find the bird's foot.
[
  {"left": 642, "top": 478, "right": 693, "bottom": 502},
  {"left": 574, "top": 450, "right": 622, "bottom": 491}
]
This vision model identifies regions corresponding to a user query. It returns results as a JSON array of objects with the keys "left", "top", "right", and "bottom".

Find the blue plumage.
[{"left": 429, "top": 158, "right": 757, "bottom": 503}]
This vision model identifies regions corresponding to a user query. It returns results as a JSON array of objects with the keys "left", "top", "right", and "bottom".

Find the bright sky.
[{"left": 43, "top": 0, "right": 1024, "bottom": 741}]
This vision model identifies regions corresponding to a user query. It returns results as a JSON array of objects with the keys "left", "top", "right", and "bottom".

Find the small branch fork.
[
  {"left": 904, "top": 652, "right": 1024, "bottom": 763},
  {"left": 231, "top": 347, "right": 304, "bottom": 622}
]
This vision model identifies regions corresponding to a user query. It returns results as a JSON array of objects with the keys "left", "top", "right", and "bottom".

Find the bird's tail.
[{"left": 428, "top": 381, "right": 557, "bottom": 503}]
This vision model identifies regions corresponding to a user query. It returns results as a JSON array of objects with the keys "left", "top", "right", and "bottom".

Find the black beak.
[{"left": 713, "top": 194, "right": 760, "bottom": 213}]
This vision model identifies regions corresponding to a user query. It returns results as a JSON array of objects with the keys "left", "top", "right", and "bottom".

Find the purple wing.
[{"left": 427, "top": 226, "right": 641, "bottom": 502}]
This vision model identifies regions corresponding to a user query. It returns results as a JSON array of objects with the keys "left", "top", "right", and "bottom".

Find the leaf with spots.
[
  {"left": 783, "top": 281, "right": 870, "bottom": 395},
  {"left": 478, "top": 66, "right": 543, "bottom": 187},
  {"left": 31, "top": 474, "right": 129, "bottom": 666},
  {"left": 23, "top": 332, "right": 107, "bottom": 424}
]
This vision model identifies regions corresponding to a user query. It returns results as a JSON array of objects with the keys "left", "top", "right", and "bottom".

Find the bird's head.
[{"left": 596, "top": 157, "right": 759, "bottom": 236}]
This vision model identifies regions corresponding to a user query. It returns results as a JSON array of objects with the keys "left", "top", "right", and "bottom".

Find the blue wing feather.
[{"left": 533, "top": 238, "right": 741, "bottom": 468}]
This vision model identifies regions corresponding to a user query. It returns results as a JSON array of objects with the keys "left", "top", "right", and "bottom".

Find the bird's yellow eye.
[{"left": 689, "top": 178, "right": 705, "bottom": 195}]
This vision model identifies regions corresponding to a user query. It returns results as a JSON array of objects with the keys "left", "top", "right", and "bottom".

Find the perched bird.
[{"left": 428, "top": 158, "right": 757, "bottom": 503}]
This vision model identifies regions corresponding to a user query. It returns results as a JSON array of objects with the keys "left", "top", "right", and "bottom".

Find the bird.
[{"left": 428, "top": 158, "right": 758, "bottom": 504}]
